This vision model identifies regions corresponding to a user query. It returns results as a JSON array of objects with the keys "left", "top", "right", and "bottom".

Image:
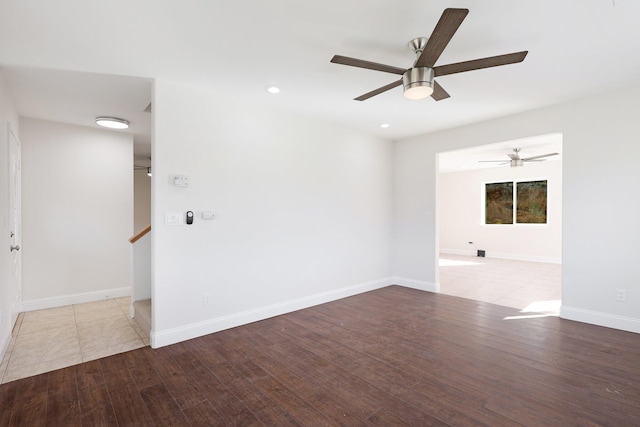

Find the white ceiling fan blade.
[
  {"left": 521, "top": 152, "right": 559, "bottom": 161},
  {"left": 479, "top": 160, "right": 510, "bottom": 166}
]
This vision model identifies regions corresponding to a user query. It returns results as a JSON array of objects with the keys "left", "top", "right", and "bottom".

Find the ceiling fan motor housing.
[{"left": 403, "top": 67, "right": 434, "bottom": 99}]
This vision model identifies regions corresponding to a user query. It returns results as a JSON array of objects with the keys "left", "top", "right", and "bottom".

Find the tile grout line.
[{"left": 3, "top": 297, "right": 148, "bottom": 383}]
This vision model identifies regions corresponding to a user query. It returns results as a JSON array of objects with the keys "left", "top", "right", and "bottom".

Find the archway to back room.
[{"left": 436, "top": 133, "right": 562, "bottom": 318}]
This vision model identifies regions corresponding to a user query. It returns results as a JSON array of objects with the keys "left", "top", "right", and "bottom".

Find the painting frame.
[
  {"left": 516, "top": 180, "right": 548, "bottom": 224},
  {"left": 485, "top": 181, "right": 514, "bottom": 224}
]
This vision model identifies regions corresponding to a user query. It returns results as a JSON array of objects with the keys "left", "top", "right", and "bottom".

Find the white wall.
[
  {"left": 152, "top": 80, "right": 394, "bottom": 347},
  {"left": 131, "top": 232, "right": 151, "bottom": 302},
  {"left": 134, "top": 169, "right": 151, "bottom": 233},
  {"left": 0, "top": 70, "right": 20, "bottom": 358},
  {"left": 20, "top": 118, "right": 133, "bottom": 308},
  {"left": 394, "top": 85, "right": 640, "bottom": 333},
  {"left": 438, "top": 158, "right": 562, "bottom": 263}
]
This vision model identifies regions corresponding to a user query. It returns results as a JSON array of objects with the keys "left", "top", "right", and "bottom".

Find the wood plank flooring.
[{"left": 1, "top": 285, "right": 640, "bottom": 426}]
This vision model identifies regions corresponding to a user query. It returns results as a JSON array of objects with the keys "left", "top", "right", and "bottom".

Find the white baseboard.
[
  {"left": 440, "top": 248, "right": 561, "bottom": 264},
  {"left": 560, "top": 306, "right": 640, "bottom": 334},
  {"left": 440, "top": 248, "right": 476, "bottom": 257},
  {"left": 392, "top": 276, "right": 439, "bottom": 293},
  {"left": 151, "top": 277, "right": 394, "bottom": 348},
  {"left": 21, "top": 287, "right": 131, "bottom": 312}
]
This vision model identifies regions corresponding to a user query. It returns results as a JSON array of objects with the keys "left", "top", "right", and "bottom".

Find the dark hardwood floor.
[{"left": 2, "top": 285, "right": 640, "bottom": 426}]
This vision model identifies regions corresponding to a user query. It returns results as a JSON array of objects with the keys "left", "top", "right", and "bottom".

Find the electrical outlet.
[
  {"left": 203, "top": 294, "right": 211, "bottom": 306},
  {"left": 616, "top": 289, "right": 626, "bottom": 302}
]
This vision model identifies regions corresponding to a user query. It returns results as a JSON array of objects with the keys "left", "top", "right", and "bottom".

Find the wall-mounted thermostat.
[{"left": 173, "top": 175, "right": 189, "bottom": 187}]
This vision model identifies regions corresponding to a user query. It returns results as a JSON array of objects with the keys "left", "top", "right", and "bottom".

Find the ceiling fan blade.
[
  {"left": 507, "top": 153, "right": 520, "bottom": 160},
  {"left": 521, "top": 152, "right": 559, "bottom": 161},
  {"left": 431, "top": 81, "right": 450, "bottom": 101},
  {"left": 354, "top": 80, "right": 403, "bottom": 101},
  {"left": 478, "top": 160, "right": 510, "bottom": 163},
  {"left": 434, "top": 51, "right": 528, "bottom": 77},
  {"left": 331, "top": 55, "right": 407, "bottom": 75},
  {"left": 416, "top": 8, "right": 469, "bottom": 68}
]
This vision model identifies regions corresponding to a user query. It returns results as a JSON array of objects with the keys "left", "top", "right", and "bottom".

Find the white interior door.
[{"left": 8, "top": 124, "right": 22, "bottom": 324}]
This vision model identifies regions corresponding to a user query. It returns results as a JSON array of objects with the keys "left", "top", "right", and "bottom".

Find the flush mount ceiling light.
[
  {"left": 266, "top": 86, "right": 280, "bottom": 94},
  {"left": 95, "top": 116, "right": 130, "bottom": 129},
  {"left": 380, "top": 123, "right": 390, "bottom": 128}
]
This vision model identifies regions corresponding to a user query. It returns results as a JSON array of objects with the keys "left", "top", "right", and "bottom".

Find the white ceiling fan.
[{"left": 479, "top": 148, "right": 558, "bottom": 168}]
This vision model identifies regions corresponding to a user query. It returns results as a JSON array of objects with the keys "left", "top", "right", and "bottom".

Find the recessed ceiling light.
[
  {"left": 380, "top": 123, "right": 390, "bottom": 128},
  {"left": 266, "top": 86, "right": 280, "bottom": 94},
  {"left": 95, "top": 117, "right": 130, "bottom": 129}
]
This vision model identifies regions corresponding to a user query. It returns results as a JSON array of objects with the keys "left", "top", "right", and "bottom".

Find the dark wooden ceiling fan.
[{"left": 330, "top": 8, "right": 528, "bottom": 101}]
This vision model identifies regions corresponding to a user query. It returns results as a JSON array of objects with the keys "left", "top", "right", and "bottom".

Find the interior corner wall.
[
  {"left": 151, "top": 79, "right": 394, "bottom": 347},
  {"left": 134, "top": 169, "right": 151, "bottom": 233},
  {"left": 20, "top": 118, "right": 133, "bottom": 308},
  {"left": 0, "top": 70, "right": 20, "bottom": 357},
  {"left": 438, "top": 159, "right": 562, "bottom": 263},
  {"left": 394, "top": 84, "right": 640, "bottom": 334}
]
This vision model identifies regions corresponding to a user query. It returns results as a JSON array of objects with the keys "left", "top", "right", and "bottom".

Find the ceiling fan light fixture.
[
  {"left": 510, "top": 159, "right": 524, "bottom": 168},
  {"left": 95, "top": 116, "right": 130, "bottom": 129},
  {"left": 402, "top": 67, "right": 434, "bottom": 100}
]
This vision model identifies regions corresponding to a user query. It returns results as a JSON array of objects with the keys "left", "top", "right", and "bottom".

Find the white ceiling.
[
  {"left": 4, "top": 67, "right": 152, "bottom": 156},
  {"left": 1, "top": 1, "right": 639, "bottom": 161}
]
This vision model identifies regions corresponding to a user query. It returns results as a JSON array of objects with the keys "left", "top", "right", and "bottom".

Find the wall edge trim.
[
  {"left": 151, "top": 277, "right": 395, "bottom": 348},
  {"left": 560, "top": 305, "right": 640, "bottom": 334},
  {"left": 21, "top": 287, "right": 131, "bottom": 312},
  {"left": 440, "top": 248, "right": 561, "bottom": 264},
  {"left": 392, "top": 276, "right": 439, "bottom": 293}
]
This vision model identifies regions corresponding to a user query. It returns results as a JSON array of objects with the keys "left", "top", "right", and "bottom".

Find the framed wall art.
[
  {"left": 485, "top": 180, "right": 548, "bottom": 224},
  {"left": 485, "top": 182, "right": 513, "bottom": 224},
  {"left": 516, "top": 180, "right": 547, "bottom": 223}
]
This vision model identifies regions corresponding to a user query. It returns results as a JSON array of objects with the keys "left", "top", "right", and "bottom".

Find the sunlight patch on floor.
[{"left": 503, "top": 299, "right": 561, "bottom": 320}]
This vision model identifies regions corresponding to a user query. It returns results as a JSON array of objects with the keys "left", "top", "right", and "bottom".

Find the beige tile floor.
[
  {"left": 0, "top": 297, "right": 149, "bottom": 384},
  {"left": 439, "top": 253, "right": 561, "bottom": 316}
]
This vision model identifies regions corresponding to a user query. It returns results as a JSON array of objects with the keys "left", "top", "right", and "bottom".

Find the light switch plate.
[{"left": 165, "top": 212, "right": 183, "bottom": 225}]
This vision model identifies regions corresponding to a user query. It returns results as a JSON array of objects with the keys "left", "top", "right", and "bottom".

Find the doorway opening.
[
  {"left": 436, "top": 133, "right": 562, "bottom": 317},
  {"left": 8, "top": 125, "right": 22, "bottom": 326}
]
